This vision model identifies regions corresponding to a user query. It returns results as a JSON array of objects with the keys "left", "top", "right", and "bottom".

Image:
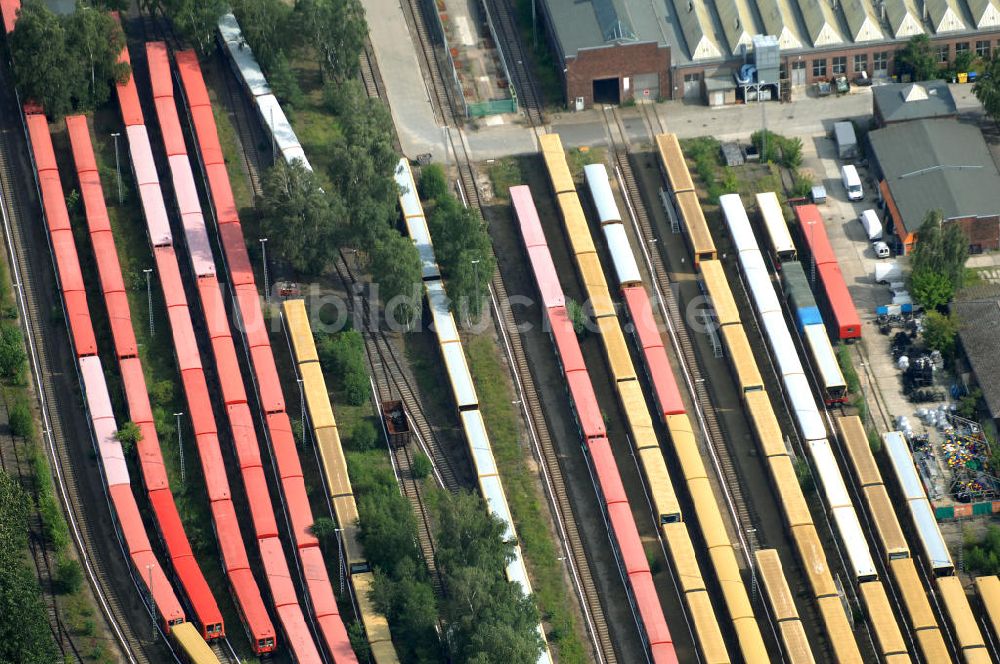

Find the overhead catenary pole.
[
  {"left": 259, "top": 238, "right": 270, "bottom": 305},
  {"left": 297, "top": 377, "right": 305, "bottom": 448},
  {"left": 471, "top": 258, "right": 481, "bottom": 322},
  {"left": 143, "top": 268, "right": 154, "bottom": 337},
  {"left": 147, "top": 563, "right": 156, "bottom": 638},
  {"left": 174, "top": 412, "right": 185, "bottom": 486},
  {"left": 111, "top": 132, "right": 122, "bottom": 204}
]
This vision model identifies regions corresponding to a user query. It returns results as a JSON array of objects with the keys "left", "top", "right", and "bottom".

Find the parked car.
[
  {"left": 859, "top": 209, "right": 882, "bottom": 241},
  {"left": 841, "top": 165, "right": 863, "bottom": 201}
]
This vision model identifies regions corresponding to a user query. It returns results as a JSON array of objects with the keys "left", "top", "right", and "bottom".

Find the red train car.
[
  {"left": 513, "top": 185, "right": 677, "bottom": 663},
  {"left": 0, "top": 0, "right": 20, "bottom": 35},
  {"left": 620, "top": 286, "right": 684, "bottom": 417}
]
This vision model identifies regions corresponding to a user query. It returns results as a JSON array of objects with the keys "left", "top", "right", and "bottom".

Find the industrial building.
[
  {"left": 872, "top": 80, "right": 958, "bottom": 125},
  {"left": 537, "top": 0, "right": 1000, "bottom": 107},
  {"left": 868, "top": 118, "right": 1000, "bottom": 255}
]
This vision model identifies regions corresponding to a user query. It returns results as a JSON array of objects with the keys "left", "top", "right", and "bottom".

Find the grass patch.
[
  {"left": 209, "top": 99, "right": 254, "bottom": 212},
  {"left": 565, "top": 146, "right": 605, "bottom": 178},
  {"left": 465, "top": 334, "right": 587, "bottom": 663},
  {"left": 488, "top": 158, "right": 522, "bottom": 200}
]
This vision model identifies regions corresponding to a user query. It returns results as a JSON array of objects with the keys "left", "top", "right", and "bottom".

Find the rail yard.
[{"left": 1, "top": 0, "right": 1000, "bottom": 663}]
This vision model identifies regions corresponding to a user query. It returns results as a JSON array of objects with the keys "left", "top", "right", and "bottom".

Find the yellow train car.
[
  {"left": 914, "top": 628, "right": 950, "bottom": 664},
  {"left": 698, "top": 260, "right": 740, "bottom": 327},
  {"left": 720, "top": 325, "right": 763, "bottom": 393},
  {"left": 688, "top": 477, "right": 729, "bottom": 550},
  {"left": 662, "top": 522, "right": 705, "bottom": 593},
  {"left": 732, "top": 615, "right": 769, "bottom": 664},
  {"left": 791, "top": 524, "right": 838, "bottom": 599},
  {"left": 777, "top": 621, "right": 815, "bottom": 664},
  {"left": 574, "top": 252, "right": 615, "bottom": 319},
  {"left": 600, "top": 317, "right": 636, "bottom": 383},
  {"left": 755, "top": 549, "right": 800, "bottom": 622},
  {"left": 836, "top": 416, "right": 882, "bottom": 488},
  {"left": 173, "top": 622, "right": 220, "bottom": 664},
  {"left": 864, "top": 484, "right": 910, "bottom": 561},
  {"left": 556, "top": 192, "right": 597, "bottom": 256},
  {"left": 539, "top": 133, "right": 576, "bottom": 195},
  {"left": 675, "top": 190, "right": 717, "bottom": 264},
  {"left": 769, "top": 456, "right": 813, "bottom": 528},
  {"left": 889, "top": 558, "right": 938, "bottom": 631},
  {"left": 859, "top": 581, "right": 908, "bottom": 658},
  {"left": 666, "top": 414, "right": 708, "bottom": 482},
  {"left": 816, "top": 595, "right": 864, "bottom": 664},
  {"left": 301, "top": 362, "right": 337, "bottom": 430},
  {"left": 284, "top": 300, "right": 319, "bottom": 363},
  {"left": 354, "top": 571, "right": 399, "bottom": 664},
  {"left": 975, "top": 575, "right": 1000, "bottom": 647},
  {"left": 685, "top": 590, "right": 731, "bottom": 664},
  {"left": 655, "top": 133, "right": 695, "bottom": 194},
  {"left": 618, "top": 379, "right": 656, "bottom": 447},
  {"left": 938, "top": 576, "right": 989, "bottom": 659},
  {"left": 744, "top": 391, "right": 786, "bottom": 458},
  {"left": 708, "top": 545, "right": 767, "bottom": 662}
]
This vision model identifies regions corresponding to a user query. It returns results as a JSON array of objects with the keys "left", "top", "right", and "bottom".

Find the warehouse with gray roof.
[{"left": 534, "top": 0, "right": 1000, "bottom": 107}]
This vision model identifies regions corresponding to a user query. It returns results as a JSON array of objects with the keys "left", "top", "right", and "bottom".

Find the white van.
[
  {"left": 841, "top": 164, "right": 863, "bottom": 201},
  {"left": 859, "top": 209, "right": 882, "bottom": 241}
]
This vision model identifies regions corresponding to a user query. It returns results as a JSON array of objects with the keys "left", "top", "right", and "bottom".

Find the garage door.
[
  {"left": 683, "top": 72, "right": 701, "bottom": 99},
  {"left": 633, "top": 73, "right": 659, "bottom": 101},
  {"left": 792, "top": 60, "right": 806, "bottom": 86}
]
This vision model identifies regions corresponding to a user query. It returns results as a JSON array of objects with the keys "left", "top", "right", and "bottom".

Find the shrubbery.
[{"left": 318, "top": 329, "right": 369, "bottom": 405}]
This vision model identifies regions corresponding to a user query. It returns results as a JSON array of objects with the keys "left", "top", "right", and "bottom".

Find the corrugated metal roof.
[
  {"left": 795, "top": 0, "right": 844, "bottom": 46},
  {"left": 925, "top": 0, "right": 971, "bottom": 32},
  {"left": 841, "top": 0, "right": 884, "bottom": 41},
  {"left": 716, "top": 0, "right": 761, "bottom": 54},
  {"left": 955, "top": 283, "right": 1000, "bottom": 418},
  {"left": 542, "top": 0, "right": 673, "bottom": 59},
  {"left": 673, "top": 0, "right": 723, "bottom": 60},
  {"left": 756, "top": 0, "right": 805, "bottom": 49},
  {"left": 883, "top": 0, "right": 925, "bottom": 37},
  {"left": 966, "top": 0, "right": 1000, "bottom": 28},
  {"left": 873, "top": 80, "right": 957, "bottom": 123}
]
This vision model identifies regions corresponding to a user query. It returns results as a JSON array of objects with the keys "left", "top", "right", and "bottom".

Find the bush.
[
  {"left": 794, "top": 457, "right": 814, "bottom": 494},
  {"left": 53, "top": 555, "right": 82, "bottom": 594},
  {"left": 350, "top": 419, "right": 379, "bottom": 451},
  {"left": 0, "top": 323, "right": 27, "bottom": 383},
  {"left": 38, "top": 493, "right": 68, "bottom": 552},
  {"left": 566, "top": 298, "right": 586, "bottom": 336},
  {"left": 922, "top": 310, "right": 959, "bottom": 359},
  {"left": 958, "top": 388, "right": 982, "bottom": 419},
  {"left": 419, "top": 164, "right": 448, "bottom": 202},
  {"left": 114, "top": 421, "right": 143, "bottom": 455},
  {"left": 411, "top": 452, "right": 431, "bottom": 480},
  {"left": 149, "top": 379, "right": 174, "bottom": 406},
  {"left": 9, "top": 399, "right": 34, "bottom": 440},
  {"left": 791, "top": 170, "right": 814, "bottom": 198},
  {"left": 319, "top": 330, "right": 370, "bottom": 406}
]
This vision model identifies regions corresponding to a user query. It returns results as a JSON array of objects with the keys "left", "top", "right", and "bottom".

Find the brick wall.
[
  {"left": 949, "top": 214, "right": 1000, "bottom": 253},
  {"left": 565, "top": 42, "right": 669, "bottom": 108}
]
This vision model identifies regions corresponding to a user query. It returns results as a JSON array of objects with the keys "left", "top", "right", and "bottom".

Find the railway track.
[
  {"left": 480, "top": 0, "right": 544, "bottom": 125},
  {"left": 0, "top": 77, "right": 158, "bottom": 664}
]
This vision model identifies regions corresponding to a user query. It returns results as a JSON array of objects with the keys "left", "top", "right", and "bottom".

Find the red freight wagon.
[
  {"left": 181, "top": 369, "right": 217, "bottom": 435},
  {"left": 130, "top": 549, "right": 185, "bottom": 627},
  {"left": 793, "top": 204, "right": 837, "bottom": 267},
  {"left": 608, "top": 501, "right": 649, "bottom": 573},
  {"left": 547, "top": 307, "right": 585, "bottom": 374},
  {"left": 190, "top": 107, "right": 225, "bottom": 167},
  {"left": 154, "top": 246, "right": 187, "bottom": 308},
  {"left": 39, "top": 172, "right": 72, "bottom": 231},
  {"left": 213, "top": 339, "right": 247, "bottom": 406},
  {"left": 119, "top": 357, "right": 154, "bottom": 423},
  {"left": 168, "top": 306, "right": 203, "bottom": 372},
  {"left": 63, "top": 291, "right": 98, "bottom": 356},
  {"left": 511, "top": 185, "right": 545, "bottom": 247},
  {"left": 149, "top": 488, "right": 195, "bottom": 560},
  {"left": 50, "top": 228, "right": 86, "bottom": 292},
  {"left": 0, "top": 0, "right": 20, "bottom": 35},
  {"left": 106, "top": 291, "right": 138, "bottom": 357},
  {"left": 156, "top": 100, "right": 187, "bottom": 157},
  {"left": 283, "top": 480, "right": 320, "bottom": 549},
  {"left": 197, "top": 279, "right": 230, "bottom": 340},
  {"left": 565, "top": 369, "right": 605, "bottom": 438},
  {"left": 622, "top": 286, "right": 684, "bottom": 416},
  {"left": 527, "top": 246, "right": 564, "bottom": 309},
  {"left": 275, "top": 606, "right": 322, "bottom": 662},
  {"left": 79, "top": 178, "right": 111, "bottom": 232},
  {"left": 300, "top": 547, "right": 338, "bottom": 615},
  {"left": 817, "top": 261, "right": 862, "bottom": 340},
  {"left": 259, "top": 537, "right": 298, "bottom": 607},
  {"left": 175, "top": 51, "right": 211, "bottom": 109},
  {"left": 173, "top": 555, "right": 224, "bottom": 639},
  {"left": 250, "top": 345, "right": 284, "bottom": 413},
  {"left": 268, "top": 412, "right": 303, "bottom": 479},
  {"left": 588, "top": 437, "right": 628, "bottom": 504},
  {"left": 211, "top": 499, "right": 251, "bottom": 571},
  {"left": 25, "top": 114, "right": 58, "bottom": 172},
  {"left": 115, "top": 47, "right": 144, "bottom": 128},
  {"left": 235, "top": 284, "right": 268, "bottom": 348},
  {"left": 198, "top": 433, "right": 231, "bottom": 502},
  {"left": 65, "top": 115, "right": 99, "bottom": 174},
  {"left": 227, "top": 404, "right": 261, "bottom": 467},
  {"left": 220, "top": 223, "right": 255, "bottom": 284},
  {"left": 90, "top": 230, "right": 126, "bottom": 294},
  {"left": 146, "top": 42, "right": 172, "bottom": 100}
]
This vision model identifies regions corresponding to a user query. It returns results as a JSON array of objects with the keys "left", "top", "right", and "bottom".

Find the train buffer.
[{"left": 382, "top": 400, "right": 411, "bottom": 447}]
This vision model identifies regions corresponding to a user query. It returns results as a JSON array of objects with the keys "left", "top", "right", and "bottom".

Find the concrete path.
[{"left": 364, "top": 0, "right": 446, "bottom": 160}]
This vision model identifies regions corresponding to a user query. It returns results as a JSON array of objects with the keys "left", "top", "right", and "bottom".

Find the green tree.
[
  {"left": 114, "top": 421, "right": 143, "bottom": 455},
  {"left": 154, "top": 0, "right": 229, "bottom": 51},
  {"left": 65, "top": 3, "right": 130, "bottom": 110},
  {"left": 318, "top": 330, "right": 369, "bottom": 405},
  {"left": 957, "top": 388, "right": 982, "bottom": 419},
  {"left": 428, "top": 195, "right": 496, "bottom": 318},
  {"left": 294, "top": 0, "right": 367, "bottom": 81},
  {"left": 567, "top": 298, "right": 586, "bottom": 336},
  {"left": 0, "top": 323, "right": 27, "bottom": 383},
  {"left": 419, "top": 163, "right": 449, "bottom": 202},
  {"left": 371, "top": 563, "right": 442, "bottom": 660},
  {"left": 974, "top": 52, "right": 1000, "bottom": 122},
  {"left": 267, "top": 50, "right": 303, "bottom": 107},
  {"left": 9, "top": 0, "right": 74, "bottom": 118},
  {"left": 411, "top": 452, "right": 431, "bottom": 480},
  {"left": 369, "top": 228, "right": 421, "bottom": 327},
  {"left": 53, "top": 555, "right": 82, "bottom": 594},
  {"left": 231, "top": 0, "right": 294, "bottom": 70},
  {"left": 9, "top": 399, "right": 33, "bottom": 440},
  {"left": 922, "top": 310, "right": 959, "bottom": 359},
  {"left": 260, "top": 159, "right": 343, "bottom": 275},
  {"left": 896, "top": 34, "right": 939, "bottom": 81},
  {"left": 909, "top": 210, "right": 969, "bottom": 309},
  {"left": 349, "top": 419, "right": 378, "bottom": 451},
  {"left": 358, "top": 488, "right": 421, "bottom": 574},
  {"left": 309, "top": 516, "right": 338, "bottom": 544}
]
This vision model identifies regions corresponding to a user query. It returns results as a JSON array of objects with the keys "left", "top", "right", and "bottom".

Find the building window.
[
  {"left": 956, "top": 42, "right": 970, "bottom": 55},
  {"left": 874, "top": 51, "right": 889, "bottom": 71},
  {"left": 813, "top": 59, "right": 827, "bottom": 77},
  {"left": 854, "top": 54, "right": 868, "bottom": 73},
  {"left": 832, "top": 56, "right": 847, "bottom": 75},
  {"left": 938, "top": 44, "right": 950, "bottom": 63},
  {"left": 977, "top": 40, "right": 991, "bottom": 58}
]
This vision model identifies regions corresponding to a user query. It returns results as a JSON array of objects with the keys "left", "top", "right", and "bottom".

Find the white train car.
[
  {"left": 582, "top": 164, "right": 641, "bottom": 288},
  {"left": 218, "top": 14, "right": 312, "bottom": 172},
  {"left": 883, "top": 431, "right": 955, "bottom": 576},
  {"left": 719, "top": 193, "right": 756, "bottom": 255},
  {"left": 397, "top": 158, "right": 553, "bottom": 664},
  {"left": 756, "top": 192, "right": 796, "bottom": 263},
  {"left": 724, "top": 197, "right": 881, "bottom": 583}
]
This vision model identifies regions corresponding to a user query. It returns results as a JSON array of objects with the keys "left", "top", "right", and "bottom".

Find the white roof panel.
[
  {"left": 756, "top": 192, "right": 795, "bottom": 258},
  {"left": 95, "top": 415, "right": 129, "bottom": 486},
  {"left": 405, "top": 216, "right": 439, "bottom": 279},
  {"left": 427, "top": 281, "right": 459, "bottom": 344},
  {"left": 126, "top": 125, "right": 158, "bottom": 187},
  {"left": 832, "top": 505, "right": 878, "bottom": 580},
  {"left": 808, "top": 439, "right": 852, "bottom": 509},
  {"left": 479, "top": 475, "right": 514, "bottom": 540},
  {"left": 395, "top": 159, "right": 424, "bottom": 219},
  {"left": 804, "top": 324, "right": 846, "bottom": 391},
  {"left": 220, "top": 16, "right": 271, "bottom": 97},
  {"left": 80, "top": 356, "right": 115, "bottom": 421},
  {"left": 461, "top": 410, "right": 498, "bottom": 478},
  {"left": 256, "top": 95, "right": 301, "bottom": 160},
  {"left": 884, "top": 431, "right": 925, "bottom": 501},
  {"left": 785, "top": 373, "right": 826, "bottom": 441},
  {"left": 602, "top": 223, "right": 641, "bottom": 287},
  {"left": 507, "top": 546, "right": 532, "bottom": 592},
  {"left": 743, "top": 252, "right": 782, "bottom": 316},
  {"left": 583, "top": 164, "right": 621, "bottom": 224},
  {"left": 441, "top": 340, "right": 477, "bottom": 409},
  {"left": 721, "top": 194, "right": 756, "bottom": 254},
  {"left": 182, "top": 213, "right": 216, "bottom": 278},
  {"left": 909, "top": 498, "right": 953, "bottom": 573},
  {"left": 282, "top": 147, "right": 311, "bottom": 172}
]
